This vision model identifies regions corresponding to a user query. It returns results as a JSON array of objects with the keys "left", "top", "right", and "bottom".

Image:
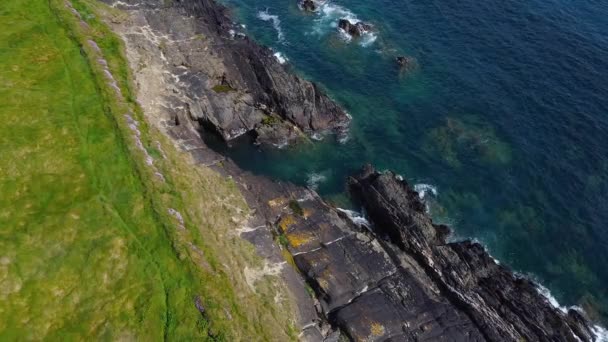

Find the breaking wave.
[
  {"left": 337, "top": 208, "right": 371, "bottom": 229},
  {"left": 273, "top": 51, "right": 288, "bottom": 64},
  {"left": 414, "top": 183, "right": 438, "bottom": 200},
  {"left": 535, "top": 284, "right": 608, "bottom": 341},
  {"left": 257, "top": 9, "right": 285, "bottom": 42},
  {"left": 593, "top": 325, "right": 608, "bottom": 342},
  {"left": 311, "top": 2, "right": 377, "bottom": 47}
]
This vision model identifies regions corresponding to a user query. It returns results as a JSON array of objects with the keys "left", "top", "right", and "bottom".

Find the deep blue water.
[{"left": 215, "top": 0, "right": 608, "bottom": 321}]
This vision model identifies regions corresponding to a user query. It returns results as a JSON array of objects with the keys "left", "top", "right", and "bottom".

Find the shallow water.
[{"left": 215, "top": 0, "right": 608, "bottom": 321}]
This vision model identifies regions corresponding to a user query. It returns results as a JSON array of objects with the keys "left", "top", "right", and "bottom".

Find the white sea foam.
[
  {"left": 593, "top": 325, "right": 608, "bottom": 342},
  {"left": 257, "top": 10, "right": 285, "bottom": 42},
  {"left": 337, "top": 27, "right": 353, "bottom": 42},
  {"left": 272, "top": 141, "right": 289, "bottom": 149},
  {"left": 536, "top": 284, "right": 568, "bottom": 313},
  {"left": 311, "top": 2, "right": 355, "bottom": 37},
  {"left": 413, "top": 183, "right": 438, "bottom": 200},
  {"left": 337, "top": 208, "right": 371, "bottom": 228},
  {"left": 359, "top": 31, "right": 378, "bottom": 47},
  {"left": 312, "top": 3, "right": 377, "bottom": 47},
  {"left": 306, "top": 172, "right": 327, "bottom": 190},
  {"left": 273, "top": 52, "right": 288, "bottom": 64},
  {"left": 535, "top": 284, "right": 608, "bottom": 341},
  {"left": 311, "top": 132, "right": 324, "bottom": 141}
]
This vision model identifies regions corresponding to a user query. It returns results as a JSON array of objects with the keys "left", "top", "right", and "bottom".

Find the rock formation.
[
  {"left": 105, "top": 0, "right": 604, "bottom": 340},
  {"left": 250, "top": 163, "right": 598, "bottom": 340},
  {"left": 346, "top": 165, "right": 596, "bottom": 341},
  {"left": 338, "top": 19, "right": 373, "bottom": 37},
  {"left": 106, "top": 0, "right": 350, "bottom": 147},
  {"left": 299, "top": 0, "right": 317, "bottom": 12}
]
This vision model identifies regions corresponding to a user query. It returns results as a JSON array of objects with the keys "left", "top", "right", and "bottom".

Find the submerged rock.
[
  {"left": 338, "top": 18, "right": 373, "bottom": 37},
  {"left": 299, "top": 0, "right": 317, "bottom": 12},
  {"left": 395, "top": 55, "right": 416, "bottom": 71}
]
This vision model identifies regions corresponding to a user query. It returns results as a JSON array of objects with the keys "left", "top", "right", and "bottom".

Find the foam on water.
[
  {"left": 536, "top": 283, "right": 568, "bottom": 313},
  {"left": 336, "top": 27, "right": 353, "bottom": 42},
  {"left": 312, "top": 1, "right": 357, "bottom": 36},
  {"left": 306, "top": 172, "right": 327, "bottom": 190},
  {"left": 338, "top": 133, "right": 350, "bottom": 144},
  {"left": 593, "top": 325, "right": 608, "bottom": 342},
  {"left": 257, "top": 10, "right": 285, "bottom": 42},
  {"left": 311, "top": 2, "right": 377, "bottom": 46},
  {"left": 273, "top": 51, "right": 288, "bottom": 64},
  {"left": 535, "top": 284, "right": 608, "bottom": 341},
  {"left": 311, "top": 132, "right": 324, "bottom": 141},
  {"left": 414, "top": 183, "right": 438, "bottom": 199},
  {"left": 337, "top": 208, "right": 371, "bottom": 228},
  {"left": 359, "top": 31, "right": 377, "bottom": 47}
]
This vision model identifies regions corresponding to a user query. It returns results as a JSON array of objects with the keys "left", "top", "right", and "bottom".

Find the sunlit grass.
[{"left": 0, "top": 0, "right": 296, "bottom": 340}]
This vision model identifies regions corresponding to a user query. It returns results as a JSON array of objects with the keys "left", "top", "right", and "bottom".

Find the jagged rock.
[
  {"left": 338, "top": 19, "right": 373, "bottom": 37},
  {"left": 299, "top": 0, "right": 317, "bottom": 12},
  {"left": 347, "top": 165, "right": 597, "bottom": 341},
  {"left": 106, "top": 0, "right": 350, "bottom": 146},
  {"left": 106, "top": 0, "right": 603, "bottom": 339},
  {"left": 254, "top": 119, "right": 302, "bottom": 147}
]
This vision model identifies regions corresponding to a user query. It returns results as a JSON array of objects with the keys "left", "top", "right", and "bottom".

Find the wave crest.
[
  {"left": 257, "top": 10, "right": 285, "bottom": 43},
  {"left": 414, "top": 183, "right": 438, "bottom": 199}
]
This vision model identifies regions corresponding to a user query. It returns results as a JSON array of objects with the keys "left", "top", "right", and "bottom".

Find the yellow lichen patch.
[
  {"left": 278, "top": 215, "right": 296, "bottom": 231},
  {"left": 314, "top": 267, "right": 334, "bottom": 293},
  {"left": 285, "top": 232, "right": 313, "bottom": 248},
  {"left": 268, "top": 197, "right": 287, "bottom": 208},
  {"left": 318, "top": 278, "right": 329, "bottom": 291},
  {"left": 281, "top": 248, "right": 296, "bottom": 269},
  {"left": 370, "top": 322, "right": 385, "bottom": 337}
]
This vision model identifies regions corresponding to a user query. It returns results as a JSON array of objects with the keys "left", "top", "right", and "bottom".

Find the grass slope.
[{"left": 0, "top": 0, "right": 295, "bottom": 340}]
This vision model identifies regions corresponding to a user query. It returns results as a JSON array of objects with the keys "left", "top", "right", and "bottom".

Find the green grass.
[
  {"left": 261, "top": 115, "right": 280, "bottom": 126},
  {"left": 211, "top": 84, "right": 234, "bottom": 93},
  {"left": 288, "top": 200, "right": 304, "bottom": 217},
  {"left": 0, "top": 0, "right": 296, "bottom": 340}
]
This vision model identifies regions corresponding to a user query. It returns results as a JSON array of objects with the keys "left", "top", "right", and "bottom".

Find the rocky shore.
[
  {"left": 103, "top": 0, "right": 603, "bottom": 340},
  {"left": 105, "top": 0, "right": 349, "bottom": 147}
]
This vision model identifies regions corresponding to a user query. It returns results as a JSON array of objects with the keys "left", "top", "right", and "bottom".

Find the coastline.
[{"left": 99, "top": 0, "right": 607, "bottom": 340}]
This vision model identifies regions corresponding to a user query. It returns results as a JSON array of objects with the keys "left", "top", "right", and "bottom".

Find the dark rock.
[
  {"left": 299, "top": 0, "right": 317, "bottom": 12},
  {"left": 106, "top": 0, "right": 350, "bottom": 146},
  {"left": 194, "top": 296, "right": 206, "bottom": 315},
  {"left": 338, "top": 18, "right": 373, "bottom": 37},
  {"left": 347, "top": 165, "right": 597, "bottom": 341},
  {"left": 254, "top": 119, "right": 302, "bottom": 147},
  {"left": 396, "top": 55, "right": 416, "bottom": 71},
  {"left": 104, "top": 0, "right": 603, "bottom": 340}
]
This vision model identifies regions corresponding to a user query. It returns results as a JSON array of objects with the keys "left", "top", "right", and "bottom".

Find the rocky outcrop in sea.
[
  {"left": 338, "top": 19, "right": 373, "bottom": 38},
  {"left": 103, "top": 0, "right": 604, "bottom": 340}
]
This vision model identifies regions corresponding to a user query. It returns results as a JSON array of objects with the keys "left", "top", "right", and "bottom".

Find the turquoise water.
[{"left": 214, "top": 0, "right": 608, "bottom": 321}]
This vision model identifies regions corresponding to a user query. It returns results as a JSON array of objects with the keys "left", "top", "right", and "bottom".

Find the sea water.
[{"left": 212, "top": 0, "right": 608, "bottom": 323}]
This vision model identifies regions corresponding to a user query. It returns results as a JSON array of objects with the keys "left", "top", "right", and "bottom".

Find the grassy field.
[{"left": 0, "top": 0, "right": 295, "bottom": 340}]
